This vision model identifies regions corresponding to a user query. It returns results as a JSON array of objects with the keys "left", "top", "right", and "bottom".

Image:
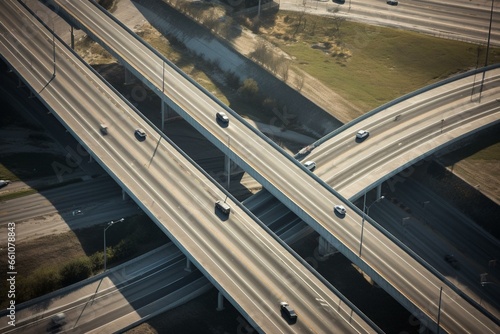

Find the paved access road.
[
  {"left": 281, "top": 0, "right": 500, "bottom": 46},
  {"left": 0, "top": 244, "right": 209, "bottom": 334}
]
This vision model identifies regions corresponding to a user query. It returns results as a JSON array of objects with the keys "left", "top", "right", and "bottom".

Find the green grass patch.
[
  {"left": 0, "top": 188, "right": 37, "bottom": 202},
  {"left": 262, "top": 12, "right": 500, "bottom": 112}
]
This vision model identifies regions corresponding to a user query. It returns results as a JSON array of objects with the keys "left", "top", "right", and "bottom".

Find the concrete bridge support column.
[
  {"left": 161, "top": 101, "right": 177, "bottom": 131},
  {"left": 419, "top": 324, "right": 430, "bottom": 333},
  {"left": 185, "top": 258, "right": 193, "bottom": 272},
  {"left": 318, "top": 236, "right": 339, "bottom": 257},
  {"left": 161, "top": 99, "right": 165, "bottom": 132},
  {"left": 122, "top": 189, "right": 128, "bottom": 201},
  {"left": 124, "top": 68, "right": 135, "bottom": 85},
  {"left": 224, "top": 154, "right": 231, "bottom": 190},
  {"left": 216, "top": 291, "right": 225, "bottom": 311},
  {"left": 376, "top": 183, "right": 382, "bottom": 200}
]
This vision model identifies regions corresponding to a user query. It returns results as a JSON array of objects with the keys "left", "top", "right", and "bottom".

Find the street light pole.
[
  {"left": 359, "top": 195, "right": 384, "bottom": 257},
  {"left": 52, "top": 23, "right": 56, "bottom": 78},
  {"left": 227, "top": 135, "right": 231, "bottom": 190},
  {"left": 103, "top": 218, "right": 124, "bottom": 271},
  {"left": 479, "top": 0, "right": 495, "bottom": 102}
]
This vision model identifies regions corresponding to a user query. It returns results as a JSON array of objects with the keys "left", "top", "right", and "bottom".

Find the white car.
[
  {"left": 303, "top": 161, "right": 316, "bottom": 171},
  {"left": 334, "top": 205, "right": 346, "bottom": 215},
  {"left": 135, "top": 128, "right": 147, "bottom": 139},
  {"left": 356, "top": 130, "right": 369, "bottom": 140}
]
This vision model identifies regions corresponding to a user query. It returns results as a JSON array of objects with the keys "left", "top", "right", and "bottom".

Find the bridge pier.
[
  {"left": 318, "top": 236, "right": 339, "bottom": 257},
  {"left": 161, "top": 99, "right": 166, "bottom": 131},
  {"left": 419, "top": 324, "right": 430, "bottom": 333},
  {"left": 160, "top": 100, "right": 177, "bottom": 131},
  {"left": 184, "top": 258, "right": 193, "bottom": 272},
  {"left": 70, "top": 26, "right": 74, "bottom": 49},
  {"left": 224, "top": 155, "right": 231, "bottom": 190},
  {"left": 124, "top": 68, "right": 135, "bottom": 85},
  {"left": 216, "top": 291, "right": 225, "bottom": 311},
  {"left": 122, "top": 189, "right": 128, "bottom": 201},
  {"left": 376, "top": 183, "right": 382, "bottom": 199},
  {"left": 223, "top": 155, "right": 242, "bottom": 190},
  {"left": 17, "top": 77, "right": 25, "bottom": 88}
]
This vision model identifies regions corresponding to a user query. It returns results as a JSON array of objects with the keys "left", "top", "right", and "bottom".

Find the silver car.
[
  {"left": 356, "top": 129, "right": 369, "bottom": 140},
  {"left": 334, "top": 205, "right": 347, "bottom": 215}
]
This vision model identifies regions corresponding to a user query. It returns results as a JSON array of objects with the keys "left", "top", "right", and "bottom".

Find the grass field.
[{"left": 260, "top": 12, "right": 500, "bottom": 112}]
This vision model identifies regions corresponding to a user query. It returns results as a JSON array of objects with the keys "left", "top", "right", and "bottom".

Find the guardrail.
[{"left": 314, "top": 63, "right": 500, "bottom": 147}]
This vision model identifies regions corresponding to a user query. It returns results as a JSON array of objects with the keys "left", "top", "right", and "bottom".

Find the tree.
[{"left": 238, "top": 78, "right": 259, "bottom": 99}]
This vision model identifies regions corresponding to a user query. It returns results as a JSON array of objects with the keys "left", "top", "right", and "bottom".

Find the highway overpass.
[
  {"left": 0, "top": 1, "right": 378, "bottom": 333},
  {"left": 41, "top": 0, "right": 500, "bottom": 332}
]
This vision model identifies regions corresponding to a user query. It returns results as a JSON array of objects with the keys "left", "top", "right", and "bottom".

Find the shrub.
[
  {"left": 237, "top": 78, "right": 259, "bottom": 99},
  {"left": 112, "top": 239, "right": 137, "bottom": 263},
  {"left": 16, "top": 267, "right": 61, "bottom": 303},
  {"left": 90, "top": 252, "right": 104, "bottom": 272},
  {"left": 60, "top": 257, "right": 93, "bottom": 286}
]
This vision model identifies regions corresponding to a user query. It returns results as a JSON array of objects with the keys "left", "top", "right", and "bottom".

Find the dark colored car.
[
  {"left": 280, "top": 302, "right": 297, "bottom": 324},
  {"left": 135, "top": 128, "right": 147, "bottom": 140},
  {"left": 445, "top": 254, "right": 460, "bottom": 269},
  {"left": 216, "top": 111, "right": 229, "bottom": 125}
]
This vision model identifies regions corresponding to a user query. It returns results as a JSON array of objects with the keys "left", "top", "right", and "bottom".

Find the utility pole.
[
  {"left": 103, "top": 218, "right": 125, "bottom": 271},
  {"left": 479, "top": 0, "right": 495, "bottom": 102}
]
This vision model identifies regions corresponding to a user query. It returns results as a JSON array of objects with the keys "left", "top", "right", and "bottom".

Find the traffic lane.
[
  {"left": 66, "top": 1, "right": 500, "bottom": 328},
  {"left": 312, "top": 70, "right": 494, "bottom": 177},
  {"left": 0, "top": 178, "right": 121, "bottom": 220},
  {"left": 280, "top": 0, "right": 499, "bottom": 44},
  {"left": 88, "top": 90, "right": 346, "bottom": 332},
  {"left": 330, "top": 90, "right": 500, "bottom": 195},
  {"left": 8, "top": 256, "right": 191, "bottom": 334},
  {"left": 0, "top": 197, "right": 140, "bottom": 243},
  {"left": 3, "top": 2, "right": 374, "bottom": 332},
  {"left": 45, "top": 32, "right": 330, "bottom": 334},
  {"left": 137, "top": 132, "right": 370, "bottom": 333},
  {"left": 360, "top": 206, "right": 498, "bottom": 333},
  {"left": 341, "top": 102, "right": 500, "bottom": 198}
]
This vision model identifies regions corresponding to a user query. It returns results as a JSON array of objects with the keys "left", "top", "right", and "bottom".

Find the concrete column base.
[
  {"left": 185, "top": 258, "right": 193, "bottom": 272},
  {"left": 318, "top": 236, "right": 339, "bottom": 257},
  {"left": 124, "top": 68, "right": 135, "bottom": 85},
  {"left": 216, "top": 291, "right": 225, "bottom": 311}
]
